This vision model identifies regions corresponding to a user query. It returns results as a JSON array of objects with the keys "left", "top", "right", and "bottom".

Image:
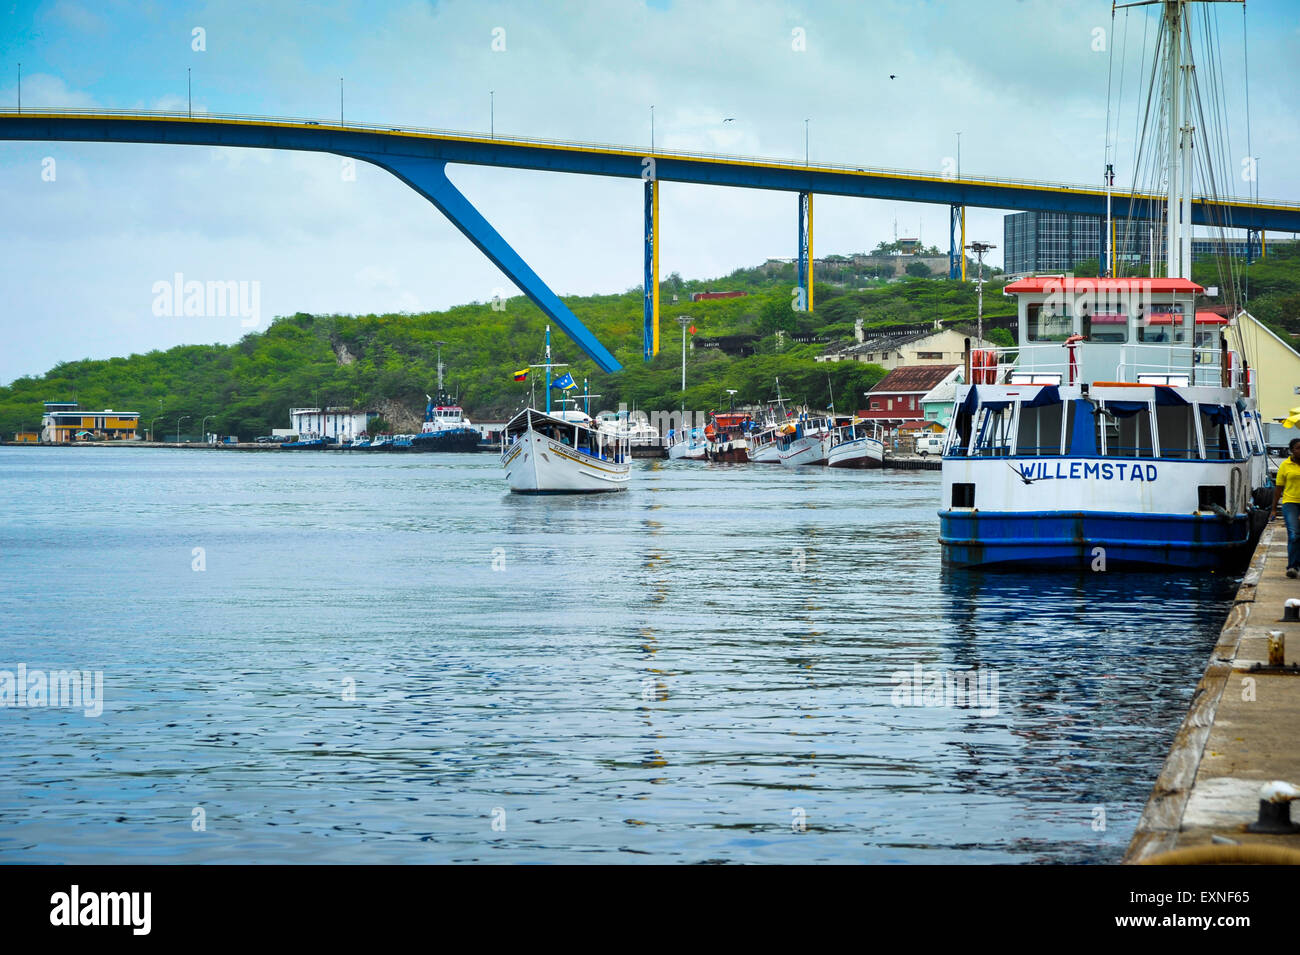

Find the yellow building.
[
  {"left": 40, "top": 403, "right": 140, "bottom": 442},
  {"left": 12, "top": 432, "right": 38, "bottom": 443},
  {"left": 1235, "top": 312, "right": 1300, "bottom": 423}
]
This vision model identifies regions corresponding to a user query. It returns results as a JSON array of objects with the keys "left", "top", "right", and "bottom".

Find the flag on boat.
[
  {"left": 551, "top": 373, "right": 576, "bottom": 391},
  {"left": 513, "top": 368, "right": 530, "bottom": 381}
]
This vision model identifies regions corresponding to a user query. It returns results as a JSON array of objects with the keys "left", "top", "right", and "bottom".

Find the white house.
[
  {"left": 817, "top": 325, "right": 998, "bottom": 370},
  {"left": 290, "top": 407, "right": 378, "bottom": 440}
]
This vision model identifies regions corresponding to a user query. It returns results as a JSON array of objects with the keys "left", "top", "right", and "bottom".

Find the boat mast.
[
  {"left": 1162, "top": 0, "right": 1193, "bottom": 279},
  {"left": 545, "top": 325, "right": 552, "bottom": 414}
]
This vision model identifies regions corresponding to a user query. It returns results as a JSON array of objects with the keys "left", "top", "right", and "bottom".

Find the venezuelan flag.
[{"left": 513, "top": 368, "right": 530, "bottom": 382}]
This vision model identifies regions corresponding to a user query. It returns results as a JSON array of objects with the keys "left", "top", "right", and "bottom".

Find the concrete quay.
[{"left": 1126, "top": 522, "right": 1300, "bottom": 864}]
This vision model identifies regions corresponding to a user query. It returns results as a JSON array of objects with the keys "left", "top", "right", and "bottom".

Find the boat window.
[
  {"left": 1101, "top": 402, "right": 1154, "bottom": 457},
  {"left": 1155, "top": 404, "right": 1198, "bottom": 459},
  {"left": 1137, "top": 304, "right": 1189, "bottom": 344},
  {"left": 1198, "top": 405, "right": 1241, "bottom": 460},
  {"left": 1014, "top": 402, "right": 1063, "bottom": 455},
  {"left": 971, "top": 405, "right": 1014, "bottom": 457},
  {"left": 1027, "top": 303, "right": 1073, "bottom": 342},
  {"left": 1083, "top": 309, "right": 1128, "bottom": 344}
]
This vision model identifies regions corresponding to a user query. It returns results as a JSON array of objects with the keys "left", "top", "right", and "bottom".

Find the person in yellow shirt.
[{"left": 1270, "top": 437, "right": 1300, "bottom": 577}]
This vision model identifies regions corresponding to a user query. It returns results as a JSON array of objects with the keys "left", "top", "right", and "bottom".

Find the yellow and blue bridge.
[{"left": 4, "top": 108, "right": 1299, "bottom": 373}]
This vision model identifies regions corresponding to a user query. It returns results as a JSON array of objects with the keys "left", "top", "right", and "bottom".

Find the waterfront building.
[
  {"left": 40, "top": 403, "right": 139, "bottom": 442},
  {"left": 289, "top": 407, "right": 379, "bottom": 441},
  {"left": 1234, "top": 311, "right": 1300, "bottom": 424},
  {"left": 818, "top": 325, "right": 995, "bottom": 370},
  {"left": 858, "top": 364, "right": 959, "bottom": 426},
  {"left": 920, "top": 367, "right": 965, "bottom": 427}
]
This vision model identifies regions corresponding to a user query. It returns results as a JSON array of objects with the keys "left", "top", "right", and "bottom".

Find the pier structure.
[{"left": 1127, "top": 523, "right": 1300, "bottom": 863}]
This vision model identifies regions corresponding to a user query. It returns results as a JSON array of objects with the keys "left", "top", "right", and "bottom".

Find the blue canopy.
[
  {"left": 959, "top": 384, "right": 1060, "bottom": 415},
  {"left": 1102, "top": 400, "right": 1148, "bottom": 417}
]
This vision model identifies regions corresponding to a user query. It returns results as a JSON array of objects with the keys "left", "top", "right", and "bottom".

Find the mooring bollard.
[
  {"left": 1268, "top": 631, "right": 1286, "bottom": 667},
  {"left": 1248, "top": 781, "right": 1300, "bottom": 834},
  {"left": 1284, "top": 599, "right": 1300, "bottom": 622}
]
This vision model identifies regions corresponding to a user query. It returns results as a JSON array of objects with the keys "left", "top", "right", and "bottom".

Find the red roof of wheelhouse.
[{"left": 1002, "top": 276, "right": 1204, "bottom": 295}]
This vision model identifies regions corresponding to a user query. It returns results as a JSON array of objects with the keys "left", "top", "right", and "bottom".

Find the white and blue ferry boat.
[
  {"left": 938, "top": 277, "right": 1269, "bottom": 569},
  {"left": 940, "top": 0, "right": 1272, "bottom": 571}
]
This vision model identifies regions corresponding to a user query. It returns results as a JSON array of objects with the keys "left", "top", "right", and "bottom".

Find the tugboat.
[
  {"left": 411, "top": 394, "right": 479, "bottom": 452},
  {"left": 500, "top": 326, "right": 631, "bottom": 493},
  {"left": 938, "top": 0, "right": 1269, "bottom": 570}
]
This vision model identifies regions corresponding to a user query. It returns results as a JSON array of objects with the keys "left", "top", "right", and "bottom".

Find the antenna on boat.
[{"left": 434, "top": 340, "right": 448, "bottom": 394}]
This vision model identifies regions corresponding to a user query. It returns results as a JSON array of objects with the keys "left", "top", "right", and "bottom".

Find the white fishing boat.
[
  {"left": 500, "top": 326, "right": 631, "bottom": 494},
  {"left": 596, "top": 409, "right": 660, "bottom": 447},
  {"left": 827, "top": 419, "right": 885, "bottom": 469},
  {"left": 748, "top": 378, "right": 793, "bottom": 463},
  {"left": 938, "top": 0, "right": 1269, "bottom": 569},
  {"left": 777, "top": 412, "right": 834, "bottom": 467},
  {"left": 748, "top": 427, "right": 782, "bottom": 464},
  {"left": 666, "top": 426, "right": 707, "bottom": 460},
  {"left": 501, "top": 407, "right": 630, "bottom": 493}
]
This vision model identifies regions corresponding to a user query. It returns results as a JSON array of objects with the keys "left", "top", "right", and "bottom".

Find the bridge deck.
[{"left": 4, "top": 108, "right": 1298, "bottom": 230}]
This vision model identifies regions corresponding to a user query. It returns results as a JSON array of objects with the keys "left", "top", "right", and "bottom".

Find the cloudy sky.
[{"left": 1, "top": 0, "right": 1297, "bottom": 383}]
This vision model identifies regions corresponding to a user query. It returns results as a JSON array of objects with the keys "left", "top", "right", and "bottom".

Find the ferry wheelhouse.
[{"left": 939, "top": 277, "right": 1268, "bottom": 569}]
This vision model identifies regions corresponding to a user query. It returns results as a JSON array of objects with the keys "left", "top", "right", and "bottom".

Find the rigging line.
[
  {"left": 1122, "top": 7, "right": 1168, "bottom": 277},
  {"left": 1205, "top": 7, "right": 1242, "bottom": 310},
  {"left": 1242, "top": 0, "right": 1254, "bottom": 308},
  {"left": 1188, "top": 11, "right": 1232, "bottom": 309},
  {"left": 1105, "top": 2, "right": 1117, "bottom": 168},
  {"left": 1115, "top": 6, "right": 1131, "bottom": 158}
]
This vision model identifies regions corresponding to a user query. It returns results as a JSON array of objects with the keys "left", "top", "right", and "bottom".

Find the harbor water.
[{"left": 0, "top": 447, "right": 1237, "bottom": 863}]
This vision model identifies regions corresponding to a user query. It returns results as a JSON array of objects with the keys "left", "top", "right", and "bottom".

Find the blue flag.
[{"left": 551, "top": 373, "right": 576, "bottom": 391}]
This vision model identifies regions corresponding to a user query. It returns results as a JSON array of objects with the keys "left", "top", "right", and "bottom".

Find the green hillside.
[{"left": 13, "top": 243, "right": 1298, "bottom": 439}]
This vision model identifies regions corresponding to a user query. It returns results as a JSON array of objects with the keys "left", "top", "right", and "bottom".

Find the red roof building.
[{"left": 858, "top": 364, "right": 959, "bottom": 424}]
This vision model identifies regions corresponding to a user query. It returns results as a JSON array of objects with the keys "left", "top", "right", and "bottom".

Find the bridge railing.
[{"left": 5, "top": 106, "right": 1298, "bottom": 210}]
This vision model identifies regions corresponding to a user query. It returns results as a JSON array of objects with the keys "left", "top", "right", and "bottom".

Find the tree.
[{"left": 905, "top": 261, "right": 932, "bottom": 278}]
